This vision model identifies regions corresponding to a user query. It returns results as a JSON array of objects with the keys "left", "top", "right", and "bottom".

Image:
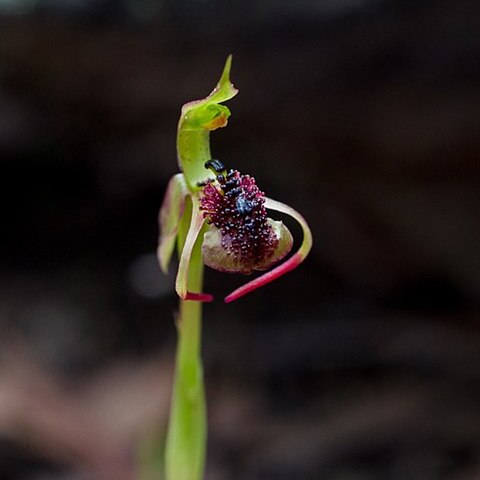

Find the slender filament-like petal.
[
  {"left": 176, "top": 196, "right": 214, "bottom": 302},
  {"left": 224, "top": 197, "right": 313, "bottom": 303},
  {"left": 157, "top": 174, "right": 188, "bottom": 273}
]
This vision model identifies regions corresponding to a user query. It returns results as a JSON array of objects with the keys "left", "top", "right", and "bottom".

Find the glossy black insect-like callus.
[{"left": 205, "top": 159, "right": 226, "bottom": 174}]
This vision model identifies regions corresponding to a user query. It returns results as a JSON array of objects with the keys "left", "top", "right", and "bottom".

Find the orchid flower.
[
  {"left": 157, "top": 56, "right": 312, "bottom": 304},
  {"left": 155, "top": 57, "right": 312, "bottom": 480}
]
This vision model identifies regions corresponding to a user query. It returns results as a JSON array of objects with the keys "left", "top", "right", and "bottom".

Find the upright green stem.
[{"left": 165, "top": 199, "right": 207, "bottom": 480}]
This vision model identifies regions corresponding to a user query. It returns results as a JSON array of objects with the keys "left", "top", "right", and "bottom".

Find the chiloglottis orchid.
[{"left": 157, "top": 56, "right": 313, "bottom": 303}]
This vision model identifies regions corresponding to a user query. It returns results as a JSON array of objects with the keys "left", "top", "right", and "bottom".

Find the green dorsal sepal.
[{"left": 177, "top": 55, "right": 238, "bottom": 191}]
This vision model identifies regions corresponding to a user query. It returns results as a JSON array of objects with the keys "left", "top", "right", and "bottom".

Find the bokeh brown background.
[{"left": 1, "top": 1, "right": 480, "bottom": 479}]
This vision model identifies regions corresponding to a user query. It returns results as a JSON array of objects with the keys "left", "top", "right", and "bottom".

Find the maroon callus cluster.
[{"left": 200, "top": 170, "right": 278, "bottom": 266}]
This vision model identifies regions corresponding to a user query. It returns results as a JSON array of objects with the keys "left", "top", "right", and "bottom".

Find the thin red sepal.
[
  {"left": 224, "top": 196, "right": 312, "bottom": 303},
  {"left": 184, "top": 292, "right": 214, "bottom": 302},
  {"left": 224, "top": 252, "right": 302, "bottom": 303}
]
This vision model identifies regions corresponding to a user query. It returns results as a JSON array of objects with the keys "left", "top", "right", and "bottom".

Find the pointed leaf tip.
[
  {"left": 220, "top": 55, "right": 233, "bottom": 84},
  {"left": 206, "top": 54, "right": 238, "bottom": 106},
  {"left": 181, "top": 55, "right": 238, "bottom": 117}
]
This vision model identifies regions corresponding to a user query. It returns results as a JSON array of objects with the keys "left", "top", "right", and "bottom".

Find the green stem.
[{"left": 165, "top": 199, "right": 207, "bottom": 480}]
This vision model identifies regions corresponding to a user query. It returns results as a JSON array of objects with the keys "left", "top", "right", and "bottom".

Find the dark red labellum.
[{"left": 200, "top": 170, "right": 279, "bottom": 270}]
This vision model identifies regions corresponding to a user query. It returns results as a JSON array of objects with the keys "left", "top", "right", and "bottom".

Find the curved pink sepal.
[
  {"left": 175, "top": 196, "right": 214, "bottom": 302},
  {"left": 224, "top": 197, "right": 312, "bottom": 303}
]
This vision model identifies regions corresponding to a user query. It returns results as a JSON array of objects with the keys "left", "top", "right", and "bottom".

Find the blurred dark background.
[{"left": 1, "top": 0, "right": 480, "bottom": 479}]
